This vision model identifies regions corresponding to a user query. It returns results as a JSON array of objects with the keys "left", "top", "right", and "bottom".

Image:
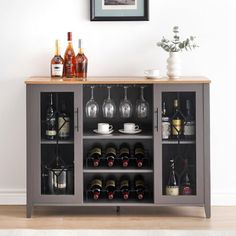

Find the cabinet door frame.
[
  {"left": 27, "top": 84, "right": 83, "bottom": 205},
  {"left": 154, "top": 84, "right": 204, "bottom": 205}
]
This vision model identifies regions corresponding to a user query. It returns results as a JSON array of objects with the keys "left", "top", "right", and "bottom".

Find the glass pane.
[
  {"left": 40, "top": 92, "right": 74, "bottom": 195},
  {"left": 161, "top": 92, "right": 196, "bottom": 196}
]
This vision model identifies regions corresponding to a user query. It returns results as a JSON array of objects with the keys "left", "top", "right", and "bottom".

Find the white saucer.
[
  {"left": 118, "top": 129, "right": 142, "bottom": 134},
  {"left": 93, "top": 129, "right": 114, "bottom": 135}
]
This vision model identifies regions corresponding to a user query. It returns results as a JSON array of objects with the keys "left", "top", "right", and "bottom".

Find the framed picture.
[{"left": 90, "top": 0, "right": 149, "bottom": 21}]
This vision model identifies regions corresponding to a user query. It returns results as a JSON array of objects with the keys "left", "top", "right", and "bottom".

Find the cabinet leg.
[
  {"left": 204, "top": 205, "right": 211, "bottom": 218},
  {"left": 26, "top": 204, "right": 32, "bottom": 218}
]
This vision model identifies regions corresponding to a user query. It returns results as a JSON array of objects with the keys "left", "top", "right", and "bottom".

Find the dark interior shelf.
[
  {"left": 41, "top": 139, "right": 74, "bottom": 144},
  {"left": 83, "top": 169, "right": 153, "bottom": 173},
  {"left": 162, "top": 140, "right": 195, "bottom": 144}
]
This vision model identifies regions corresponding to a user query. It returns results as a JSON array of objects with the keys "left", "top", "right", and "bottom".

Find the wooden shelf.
[
  {"left": 83, "top": 169, "right": 153, "bottom": 174},
  {"left": 41, "top": 139, "right": 74, "bottom": 144},
  {"left": 83, "top": 131, "right": 153, "bottom": 140},
  {"left": 25, "top": 76, "right": 211, "bottom": 85},
  {"left": 162, "top": 140, "right": 195, "bottom": 144}
]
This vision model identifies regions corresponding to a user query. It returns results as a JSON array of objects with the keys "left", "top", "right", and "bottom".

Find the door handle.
[
  {"left": 156, "top": 108, "right": 159, "bottom": 132},
  {"left": 75, "top": 108, "right": 79, "bottom": 132}
]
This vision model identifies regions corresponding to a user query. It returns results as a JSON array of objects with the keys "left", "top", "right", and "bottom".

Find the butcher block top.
[{"left": 25, "top": 76, "right": 211, "bottom": 85}]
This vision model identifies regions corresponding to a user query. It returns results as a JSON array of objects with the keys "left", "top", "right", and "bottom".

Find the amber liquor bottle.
[
  {"left": 75, "top": 39, "right": 88, "bottom": 79},
  {"left": 51, "top": 40, "right": 64, "bottom": 78},
  {"left": 64, "top": 32, "right": 76, "bottom": 78}
]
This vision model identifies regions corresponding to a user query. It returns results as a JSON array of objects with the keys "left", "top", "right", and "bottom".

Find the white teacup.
[
  {"left": 124, "top": 123, "right": 139, "bottom": 132},
  {"left": 97, "top": 123, "right": 113, "bottom": 133},
  {"left": 144, "top": 69, "right": 160, "bottom": 78}
]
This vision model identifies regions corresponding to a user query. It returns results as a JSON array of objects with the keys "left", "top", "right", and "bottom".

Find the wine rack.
[{"left": 26, "top": 77, "right": 210, "bottom": 218}]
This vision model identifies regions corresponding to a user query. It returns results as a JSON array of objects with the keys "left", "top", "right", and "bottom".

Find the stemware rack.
[{"left": 26, "top": 77, "right": 211, "bottom": 218}]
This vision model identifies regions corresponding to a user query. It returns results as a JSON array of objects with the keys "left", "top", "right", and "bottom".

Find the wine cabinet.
[{"left": 26, "top": 77, "right": 210, "bottom": 218}]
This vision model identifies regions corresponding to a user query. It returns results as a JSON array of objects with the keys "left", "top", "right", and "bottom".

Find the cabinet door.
[
  {"left": 27, "top": 85, "right": 83, "bottom": 205},
  {"left": 154, "top": 84, "right": 204, "bottom": 204}
]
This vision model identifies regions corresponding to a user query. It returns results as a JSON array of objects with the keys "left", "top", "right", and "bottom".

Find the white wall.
[{"left": 0, "top": 0, "right": 236, "bottom": 205}]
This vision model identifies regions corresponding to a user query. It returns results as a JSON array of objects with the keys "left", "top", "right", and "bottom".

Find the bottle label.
[
  {"left": 46, "top": 130, "right": 56, "bottom": 136},
  {"left": 105, "top": 180, "right": 115, "bottom": 188},
  {"left": 58, "top": 116, "right": 70, "bottom": 138},
  {"left": 120, "top": 148, "right": 129, "bottom": 155},
  {"left": 135, "top": 148, "right": 144, "bottom": 155},
  {"left": 162, "top": 121, "right": 171, "bottom": 139},
  {"left": 64, "top": 59, "right": 74, "bottom": 77},
  {"left": 120, "top": 180, "right": 129, "bottom": 188},
  {"left": 90, "top": 147, "right": 102, "bottom": 156},
  {"left": 184, "top": 121, "right": 195, "bottom": 136},
  {"left": 91, "top": 179, "right": 102, "bottom": 188},
  {"left": 166, "top": 186, "right": 179, "bottom": 196},
  {"left": 51, "top": 64, "right": 63, "bottom": 77},
  {"left": 135, "top": 180, "right": 144, "bottom": 187},
  {"left": 106, "top": 147, "right": 116, "bottom": 156},
  {"left": 172, "top": 119, "right": 182, "bottom": 136}
]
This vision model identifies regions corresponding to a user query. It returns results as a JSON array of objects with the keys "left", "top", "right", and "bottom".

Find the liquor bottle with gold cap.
[
  {"left": 171, "top": 99, "right": 183, "bottom": 138},
  {"left": 75, "top": 39, "right": 88, "bottom": 79},
  {"left": 51, "top": 40, "right": 64, "bottom": 78},
  {"left": 64, "top": 32, "right": 76, "bottom": 78}
]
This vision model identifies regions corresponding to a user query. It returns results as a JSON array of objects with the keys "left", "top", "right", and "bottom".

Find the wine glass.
[
  {"left": 135, "top": 86, "right": 149, "bottom": 118},
  {"left": 85, "top": 86, "right": 99, "bottom": 118},
  {"left": 102, "top": 86, "right": 116, "bottom": 118},
  {"left": 119, "top": 86, "right": 133, "bottom": 118}
]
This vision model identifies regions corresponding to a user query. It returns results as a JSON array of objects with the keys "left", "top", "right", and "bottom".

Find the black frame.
[{"left": 90, "top": 0, "right": 149, "bottom": 21}]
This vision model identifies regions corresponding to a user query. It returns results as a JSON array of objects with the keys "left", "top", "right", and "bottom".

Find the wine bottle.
[
  {"left": 166, "top": 158, "right": 179, "bottom": 196},
  {"left": 171, "top": 99, "right": 183, "bottom": 137},
  {"left": 104, "top": 145, "right": 116, "bottom": 167},
  {"left": 89, "top": 146, "right": 102, "bottom": 167},
  {"left": 184, "top": 100, "right": 195, "bottom": 139},
  {"left": 105, "top": 177, "right": 116, "bottom": 200},
  {"left": 64, "top": 32, "right": 76, "bottom": 78},
  {"left": 90, "top": 178, "right": 103, "bottom": 200},
  {"left": 58, "top": 100, "right": 70, "bottom": 139},
  {"left": 180, "top": 158, "right": 193, "bottom": 195},
  {"left": 51, "top": 40, "right": 64, "bottom": 78},
  {"left": 120, "top": 176, "right": 130, "bottom": 200},
  {"left": 119, "top": 144, "right": 130, "bottom": 168},
  {"left": 162, "top": 101, "right": 171, "bottom": 140},
  {"left": 75, "top": 39, "right": 88, "bottom": 79},
  {"left": 134, "top": 143, "right": 145, "bottom": 168},
  {"left": 45, "top": 93, "right": 57, "bottom": 140},
  {"left": 134, "top": 175, "right": 145, "bottom": 200}
]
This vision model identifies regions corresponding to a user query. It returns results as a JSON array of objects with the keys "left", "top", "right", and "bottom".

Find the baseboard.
[{"left": 1, "top": 190, "right": 236, "bottom": 206}]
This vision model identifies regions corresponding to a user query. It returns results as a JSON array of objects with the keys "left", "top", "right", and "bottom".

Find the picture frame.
[{"left": 90, "top": 0, "right": 149, "bottom": 21}]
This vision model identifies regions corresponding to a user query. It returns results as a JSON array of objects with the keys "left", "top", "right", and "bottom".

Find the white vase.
[{"left": 167, "top": 52, "right": 181, "bottom": 79}]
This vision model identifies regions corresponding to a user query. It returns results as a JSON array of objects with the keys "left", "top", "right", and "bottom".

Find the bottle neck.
[
  {"left": 55, "top": 42, "right": 60, "bottom": 56},
  {"left": 78, "top": 48, "right": 84, "bottom": 54}
]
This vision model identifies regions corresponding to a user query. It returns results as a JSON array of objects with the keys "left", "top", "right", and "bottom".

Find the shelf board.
[
  {"left": 82, "top": 202, "right": 154, "bottom": 206},
  {"left": 83, "top": 169, "right": 153, "bottom": 174},
  {"left": 83, "top": 131, "right": 153, "bottom": 140},
  {"left": 162, "top": 140, "right": 195, "bottom": 144},
  {"left": 41, "top": 139, "right": 74, "bottom": 144}
]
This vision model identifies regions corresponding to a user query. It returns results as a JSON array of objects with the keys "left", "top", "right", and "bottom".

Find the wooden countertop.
[{"left": 25, "top": 76, "right": 211, "bottom": 85}]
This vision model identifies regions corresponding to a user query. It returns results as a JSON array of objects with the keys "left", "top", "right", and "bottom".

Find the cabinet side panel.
[{"left": 203, "top": 84, "right": 211, "bottom": 218}]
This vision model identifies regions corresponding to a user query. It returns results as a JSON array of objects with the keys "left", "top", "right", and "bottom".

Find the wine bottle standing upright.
[
  {"left": 58, "top": 100, "right": 70, "bottom": 140},
  {"left": 162, "top": 101, "right": 171, "bottom": 140},
  {"left": 51, "top": 40, "right": 64, "bottom": 78},
  {"left": 180, "top": 158, "right": 193, "bottom": 195},
  {"left": 104, "top": 144, "right": 116, "bottom": 167},
  {"left": 105, "top": 177, "right": 116, "bottom": 200},
  {"left": 90, "top": 177, "right": 103, "bottom": 200},
  {"left": 119, "top": 143, "right": 130, "bottom": 168},
  {"left": 64, "top": 32, "right": 76, "bottom": 78},
  {"left": 171, "top": 99, "right": 183, "bottom": 138},
  {"left": 45, "top": 94, "right": 57, "bottom": 140},
  {"left": 134, "top": 143, "right": 145, "bottom": 168},
  {"left": 119, "top": 176, "right": 131, "bottom": 200},
  {"left": 134, "top": 175, "right": 145, "bottom": 200},
  {"left": 89, "top": 146, "right": 102, "bottom": 167},
  {"left": 184, "top": 100, "right": 195, "bottom": 139},
  {"left": 75, "top": 39, "right": 88, "bottom": 79},
  {"left": 166, "top": 158, "right": 179, "bottom": 196}
]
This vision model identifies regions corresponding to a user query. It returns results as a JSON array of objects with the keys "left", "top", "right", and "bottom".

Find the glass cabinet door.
[
  {"left": 31, "top": 85, "right": 83, "bottom": 204},
  {"left": 154, "top": 84, "right": 204, "bottom": 204}
]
